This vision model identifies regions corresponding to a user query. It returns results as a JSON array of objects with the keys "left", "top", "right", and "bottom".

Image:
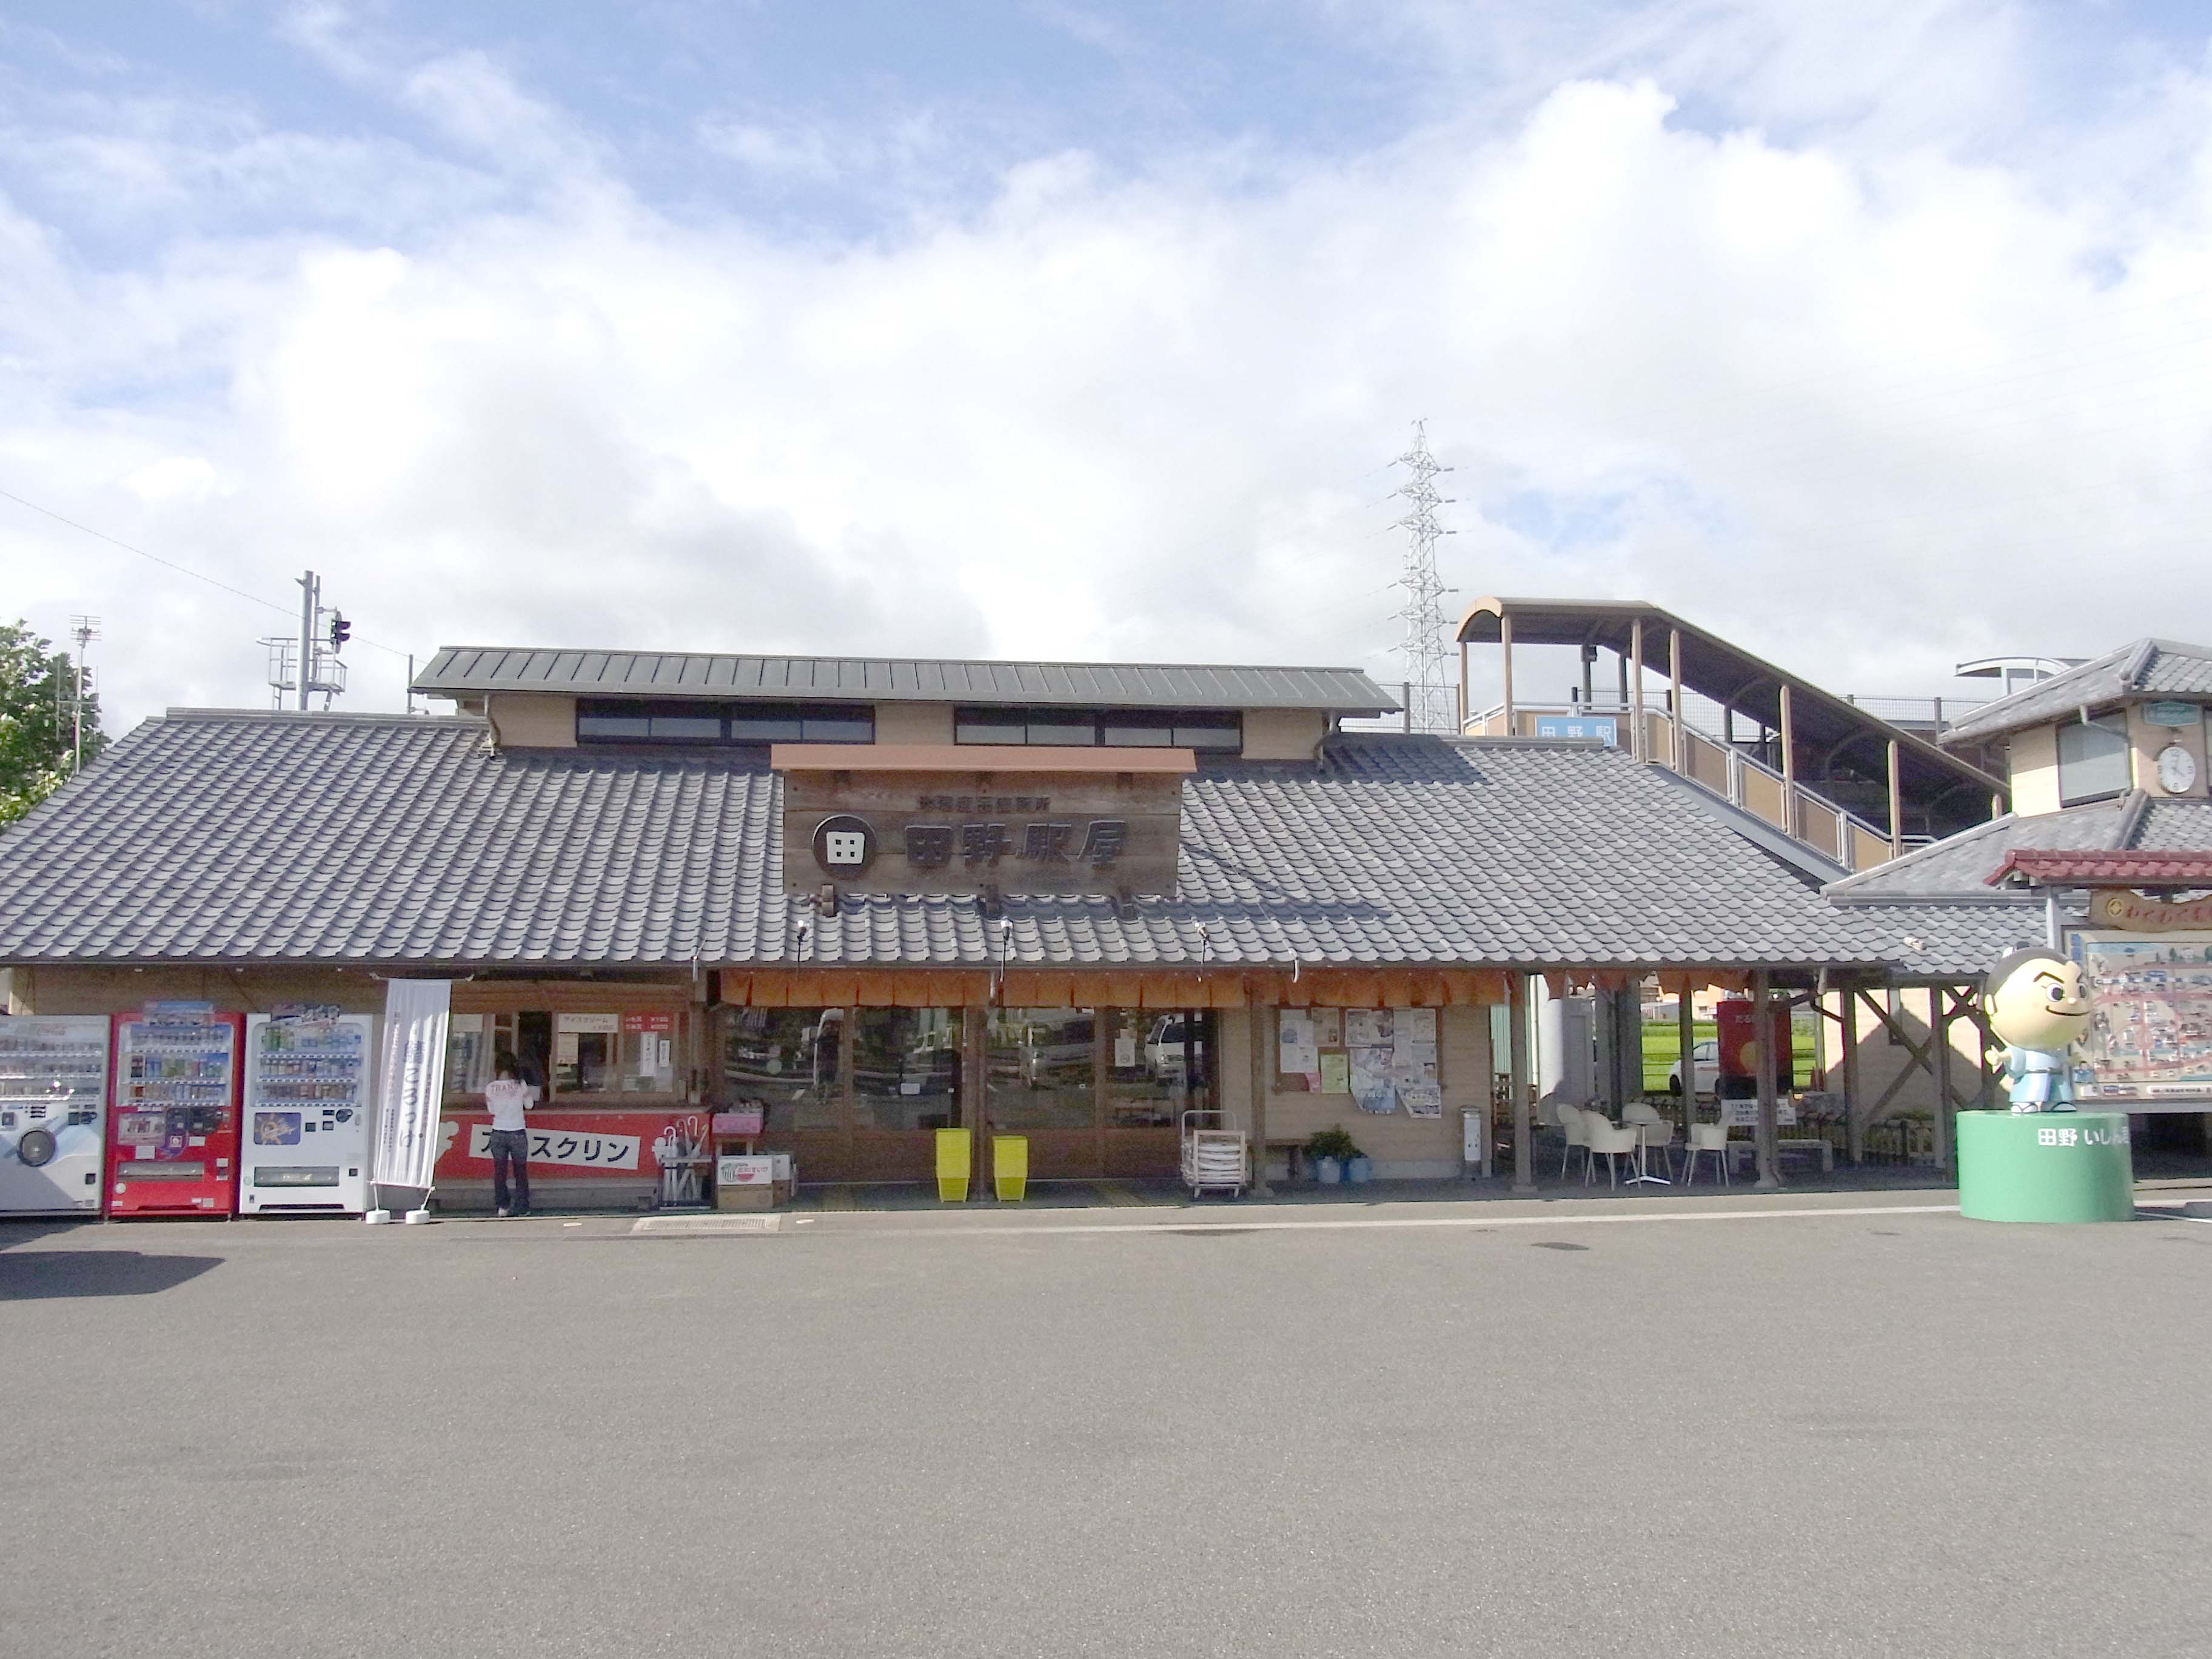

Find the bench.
[{"left": 1727, "top": 1138, "right": 1834, "bottom": 1175}]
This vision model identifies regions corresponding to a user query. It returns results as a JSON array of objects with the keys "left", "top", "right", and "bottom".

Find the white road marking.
[
  {"left": 631, "top": 1215, "right": 781, "bottom": 1235},
  {"left": 805, "top": 1202, "right": 1968, "bottom": 1239}
]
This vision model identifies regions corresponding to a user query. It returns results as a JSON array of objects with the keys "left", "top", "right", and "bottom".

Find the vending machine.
[
  {"left": 0, "top": 1016, "right": 111, "bottom": 1215},
  {"left": 240, "top": 1008, "right": 374, "bottom": 1215},
  {"left": 107, "top": 1005, "right": 245, "bottom": 1218}
]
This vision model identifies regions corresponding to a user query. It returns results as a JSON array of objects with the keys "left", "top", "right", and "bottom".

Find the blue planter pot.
[
  {"left": 1346, "top": 1156, "right": 1373, "bottom": 1184},
  {"left": 1313, "top": 1156, "right": 1343, "bottom": 1185}
]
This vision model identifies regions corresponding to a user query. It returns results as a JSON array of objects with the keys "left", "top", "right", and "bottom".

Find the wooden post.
[
  {"left": 1933, "top": 990, "right": 1954, "bottom": 1173},
  {"left": 1754, "top": 968, "right": 1781, "bottom": 1190},
  {"left": 1778, "top": 683, "right": 1797, "bottom": 836},
  {"left": 1248, "top": 996, "right": 1272, "bottom": 1197},
  {"left": 1677, "top": 977, "right": 1698, "bottom": 1143},
  {"left": 1668, "top": 628, "right": 1683, "bottom": 770},
  {"left": 963, "top": 1005, "right": 988, "bottom": 1199},
  {"left": 1886, "top": 739, "right": 1903, "bottom": 858},
  {"left": 1499, "top": 613, "right": 1515, "bottom": 737},
  {"left": 1630, "top": 617, "right": 1646, "bottom": 762},
  {"left": 1509, "top": 974, "right": 1533, "bottom": 1192},
  {"left": 1840, "top": 984, "right": 1863, "bottom": 1164}
]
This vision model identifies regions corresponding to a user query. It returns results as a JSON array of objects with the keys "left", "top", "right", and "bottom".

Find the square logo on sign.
[{"left": 823, "top": 830, "right": 867, "bottom": 866}]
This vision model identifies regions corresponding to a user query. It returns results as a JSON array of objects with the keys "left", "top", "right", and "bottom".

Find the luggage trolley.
[{"left": 1179, "top": 1108, "right": 1248, "bottom": 1199}]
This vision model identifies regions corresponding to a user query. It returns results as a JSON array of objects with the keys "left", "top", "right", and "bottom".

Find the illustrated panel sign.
[
  {"left": 2069, "top": 930, "right": 2212, "bottom": 1106},
  {"left": 782, "top": 770, "right": 1183, "bottom": 898}
]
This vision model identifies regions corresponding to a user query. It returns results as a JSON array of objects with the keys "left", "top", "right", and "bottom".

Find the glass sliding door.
[
  {"left": 985, "top": 1008, "right": 1101, "bottom": 1178},
  {"left": 850, "top": 1007, "right": 964, "bottom": 1179}
]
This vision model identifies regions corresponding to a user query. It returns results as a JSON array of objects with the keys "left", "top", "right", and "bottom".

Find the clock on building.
[{"left": 2156, "top": 743, "right": 2197, "bottom": 794}]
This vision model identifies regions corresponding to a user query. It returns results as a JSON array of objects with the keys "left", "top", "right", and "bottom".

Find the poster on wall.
[
  {"left": 1319, "top": 1052, "right": 1351, "bottom": 1095},
  {"left": 1277, "top": 1010, "right": 1319, "bottom": 1078},
  {"left": 1344, "top": 1010, "right": 1392, "bottom": 1048},
  {"left": 1349, "top": 1046, "right": 1397, "bottom": 1113},
  {"left": 2069, "top": 930, "right": 2212, "bottom": 1106},
  {"left": 1313, "top": 1010, "right": 1343, "bottom": 1048}
]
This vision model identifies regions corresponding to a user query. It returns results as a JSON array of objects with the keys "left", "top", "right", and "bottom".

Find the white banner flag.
[{"left": 374, "top": 979, "right": 451, "bottom": 1191}]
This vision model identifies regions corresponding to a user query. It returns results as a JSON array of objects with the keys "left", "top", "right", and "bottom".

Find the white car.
[
  {"left": 1668, "top": 1039, "right": 1720, "bottom": 1099},
  {"left": 1145, "top": 1016, "right": 1206, "bottom": 1082}
]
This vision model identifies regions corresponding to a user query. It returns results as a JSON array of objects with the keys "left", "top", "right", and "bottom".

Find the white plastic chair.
[
  {"left": 1680, "top": 1121, "right": 1731, "bottom": 1185},
  {"left": 1584, "top": 1118, "right": 1639, "bottom": 1189},
  {"left": 1557, "top": 1105, "right": 1592, "bottom": 1180}
]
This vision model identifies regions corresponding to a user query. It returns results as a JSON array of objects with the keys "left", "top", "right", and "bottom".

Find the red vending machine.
[{"left": 107, "top": 1004, "right": 245, "bottom": 1218}]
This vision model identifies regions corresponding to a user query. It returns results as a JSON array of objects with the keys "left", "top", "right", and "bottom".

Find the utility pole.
[
  {"left": 67, "top": 615, "right": 99, "bottom": 773},
  {"left": 295, "top": 571, "right": 318, "bottom": 712},
  {"left": 1390, "top": 422, "right": 1458, "bottom": 733}
]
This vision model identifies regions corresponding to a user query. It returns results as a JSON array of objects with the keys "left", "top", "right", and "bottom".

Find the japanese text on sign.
[{"left": 467, "top": 1122, "right": 642, "bottom": 1171}]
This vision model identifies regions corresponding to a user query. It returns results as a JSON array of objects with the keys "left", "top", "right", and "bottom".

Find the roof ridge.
[
  {"left": 2119, "top": 638, "right": 2161, "bottom": 689},
  {"left": 423, "top": 645, "right": 1386, "bottom": 675},
  {"left": 2113, "top": 788, "right": 2152, "bottom": 849}
]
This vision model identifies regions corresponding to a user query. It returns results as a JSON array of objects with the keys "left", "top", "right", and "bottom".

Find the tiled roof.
[
  {"left": 1941, "top": 638, "right": 2212, "bottom": 743},
  {"left": 414, "top": 647, "right": 1399, "bottom": 714},
  {"left": 1826, "top": 791, "right": 2212, "bottom": 901},
  {"left": 0, "top": 711, "right": 1908, "bottom": 972}
]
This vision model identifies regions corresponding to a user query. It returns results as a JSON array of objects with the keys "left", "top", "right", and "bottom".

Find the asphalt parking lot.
[{"left": 4, "top": 1193, "right": 2210, "bottom": 1659}]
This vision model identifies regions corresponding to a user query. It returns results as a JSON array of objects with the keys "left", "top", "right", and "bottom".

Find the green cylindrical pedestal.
[{"left": 1957, "top": 1111, "right": 2135, "bottom": 1223}]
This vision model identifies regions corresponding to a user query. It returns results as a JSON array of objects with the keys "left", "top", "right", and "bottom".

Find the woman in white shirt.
[{"left": 482, "top": 1052, "right": 537, "bottom": 1218}]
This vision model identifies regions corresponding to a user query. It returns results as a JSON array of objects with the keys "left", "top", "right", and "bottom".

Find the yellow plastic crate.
[
  {"left": 993, "top": 1134, "right": 1028, "bottom": 1203},
  {"left": 935, "top": 1128, "right": 971, "bottom": 1203}
]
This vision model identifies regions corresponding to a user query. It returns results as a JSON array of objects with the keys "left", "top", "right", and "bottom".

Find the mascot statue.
[{"left": 1982, "top": 948, "right": 2093, "bottom": 1114}]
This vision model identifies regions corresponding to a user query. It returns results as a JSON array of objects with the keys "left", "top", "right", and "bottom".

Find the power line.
[{"left": 0, "top": 486, "right": 408, "bottom": 659}]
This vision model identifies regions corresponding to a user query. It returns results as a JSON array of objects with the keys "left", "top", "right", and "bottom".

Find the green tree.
[{"left": 0, "top": 622, "right": 104, "bottom": 825}]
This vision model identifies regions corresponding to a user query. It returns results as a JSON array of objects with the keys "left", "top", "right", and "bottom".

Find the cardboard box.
[{"left": 717, "top": 1182, "right": 776, "bottom": 1212}]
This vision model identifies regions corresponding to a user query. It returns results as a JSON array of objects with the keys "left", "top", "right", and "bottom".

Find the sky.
[{"left": 5, "top": 0, "right": 2212, "bottom": 735}]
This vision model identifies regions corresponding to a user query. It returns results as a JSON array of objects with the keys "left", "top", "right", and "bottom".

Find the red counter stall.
[{"left": 435, "top": 994, "right": 706, "bottom": 1212}]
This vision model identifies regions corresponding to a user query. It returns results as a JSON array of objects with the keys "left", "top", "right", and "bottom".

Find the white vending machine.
[
  {"left": 240, "top": 1008, "right": 374, "bottom": 1215},
  {"left": 0, "top": 1016, "right": 110, "bottom": 1215}
]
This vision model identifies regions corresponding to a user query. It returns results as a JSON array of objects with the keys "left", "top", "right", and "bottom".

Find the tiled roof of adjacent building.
[
  {"left": 1825, "top": 791, "right": 2212, "bottom": 902},
  {"left": 1940, "top": 638, "right": 2212, "bottom": 743},
  {"left": 0, "top": 709, "right": 1913, "bottom": 973},
  {"left": 413, "top": 647, "right": 1400, "bottom": 714},
  {"left": 1986, "top": 848, "right": 2212, "bottom": 885}
]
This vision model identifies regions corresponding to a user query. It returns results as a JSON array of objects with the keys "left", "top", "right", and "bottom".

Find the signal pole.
[
  {"left": 67, "top": 614, "right": 99, "bottom": 773},
  {"left": 296, "top": 571, "right": 318, "bottom": 711}
]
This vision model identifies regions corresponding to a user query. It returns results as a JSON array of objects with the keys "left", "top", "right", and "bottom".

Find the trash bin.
[
  {"left": 935, "top": 1128, "right": 971, "bottom": 1204},
  {"left": 1957, "top": 1111, "right": 2134, "bottom": 1223},
  {"left": 993, "top": 1135, "right": 1028, "bottom": 1203}
]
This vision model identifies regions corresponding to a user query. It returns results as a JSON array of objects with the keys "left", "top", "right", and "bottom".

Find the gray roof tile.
[
  {"left": 1943, "top": 638, "right": 2212, "bottom": 743},
  {"left": 415, "top": 647, "right": 1398, "bottom": 714},
  {"left": 0, "top": 711, "right": 1946, "bottom": 972}
]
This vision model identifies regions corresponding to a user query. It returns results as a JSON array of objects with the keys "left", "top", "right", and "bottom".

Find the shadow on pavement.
[{"left": 0, "top": 1250, "right": 221, "bottom": 1300}]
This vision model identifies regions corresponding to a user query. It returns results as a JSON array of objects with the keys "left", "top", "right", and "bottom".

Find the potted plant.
[
  {"left": 1345, "top": 1141, "right": 1373, "bottom": 1184},
  {"left": 1306, "top": 1126, "right": 1359, "bottom": 1185}
]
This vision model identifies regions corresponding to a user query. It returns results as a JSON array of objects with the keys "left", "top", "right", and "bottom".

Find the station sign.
[{"left": 777, "top": 748, "right": 1188, "bottom": 899}]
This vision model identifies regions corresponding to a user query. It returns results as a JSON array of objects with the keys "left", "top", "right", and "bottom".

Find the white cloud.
[{"left": 7, "top": 7, "right": 2212, "bottom": 739}]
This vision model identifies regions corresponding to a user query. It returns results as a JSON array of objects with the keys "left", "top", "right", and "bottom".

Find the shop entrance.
[{"left": 722, "top": 1003, "right": 1212, "bottom": 1185}]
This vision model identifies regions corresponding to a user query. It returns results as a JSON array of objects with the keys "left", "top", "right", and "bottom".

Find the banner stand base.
[
  {"left": 403, "top": 1207, "right": 435, "bottom": 1225},
  {"left": 364, "top": 1209, "right": 392, "bottom": 1225}
]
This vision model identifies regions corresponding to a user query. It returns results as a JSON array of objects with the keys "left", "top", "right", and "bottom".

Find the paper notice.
[
  {"left": 1313, "top": 1010, "right": 1343, "bottom": 1047},
  {"left": 1319, "top": 1053, "right": 1350, "bottom": 1095},
  {"left": 1345, "top": 1010, "right": 1391, "bottom": 1047},
  {"left": 1114, "top": 1033, "right": 1138, "bottom": 1069},
  {"left": 1349, "top": 1046, "right": 1396, "bottom": 1113}
]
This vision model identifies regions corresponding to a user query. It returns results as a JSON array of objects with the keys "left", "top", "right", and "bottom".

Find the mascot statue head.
[{"left": 1983, "top": 948, "right": 2092, "bottom": 1054}]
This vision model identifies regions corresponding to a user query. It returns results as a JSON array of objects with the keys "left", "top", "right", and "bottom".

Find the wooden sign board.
[
  {"left": 780, "top": 766, "right": 1185, "bottom": 899},
  {"left": 2089, "top": 888, "right": 2212, "bottom": 933}
]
